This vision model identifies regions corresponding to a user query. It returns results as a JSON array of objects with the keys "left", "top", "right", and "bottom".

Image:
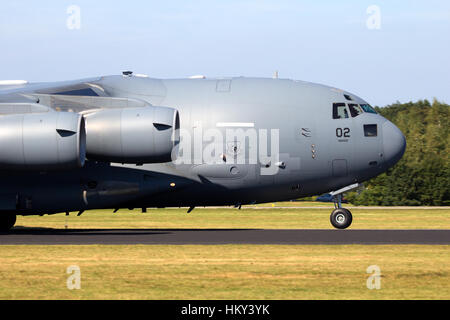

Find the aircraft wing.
[{"left": 0, "top": 77, "right": 149, "bottom": 115}]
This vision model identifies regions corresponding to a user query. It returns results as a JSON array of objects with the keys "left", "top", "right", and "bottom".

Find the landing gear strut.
[
  {"left": 330, "top": 194, "right": 352, "bottom": 229},
  {"left": 0, "top": 214, "right": 16, "bottom": 232},
  {"left": 328, "top": 183, "right": 360, "bottom": 229}
]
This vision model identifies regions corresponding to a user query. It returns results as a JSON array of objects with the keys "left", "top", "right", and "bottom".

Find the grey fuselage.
[{"left": 0, "top": 76, "right": 406, "bottom": 215}]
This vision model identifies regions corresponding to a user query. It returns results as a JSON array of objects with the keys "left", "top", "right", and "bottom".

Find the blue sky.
[{"left": 1, "top": 0, "right": 449, "bottom": 106}]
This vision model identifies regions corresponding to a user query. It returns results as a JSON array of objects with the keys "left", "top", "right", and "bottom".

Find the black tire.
[
  {"left": 330, "top": 208, "right": 352, "bottom": 229},
  {"left": 0, "top": 214, "right": 16, "bottom": 232}
]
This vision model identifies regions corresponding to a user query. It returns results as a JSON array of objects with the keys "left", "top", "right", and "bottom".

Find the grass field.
[
  {"left": 0, "top": 245, "right": 449, "bottom": 300},
  {"left": 14, "top": 203, "right": 450, "bottom": 230},
  {"left": 2, "top": 204, "right": 450, "bottom": 300}
]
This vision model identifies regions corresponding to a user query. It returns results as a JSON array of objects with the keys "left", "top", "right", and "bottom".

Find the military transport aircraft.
[{"left": 0, "top": 72, "right": 406, "bottom": 230}]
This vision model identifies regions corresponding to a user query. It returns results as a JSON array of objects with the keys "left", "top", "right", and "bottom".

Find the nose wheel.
[
  {"left": 330, "top": 194, "right": 352, "bottom": 229},
  {"left": 330, "top": 208, "right": 352, "bottom": 229}
]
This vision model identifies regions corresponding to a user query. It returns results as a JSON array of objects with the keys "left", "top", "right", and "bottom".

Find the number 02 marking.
[{"left": 336, "top": 128, "right": 350, "bottom": 138}]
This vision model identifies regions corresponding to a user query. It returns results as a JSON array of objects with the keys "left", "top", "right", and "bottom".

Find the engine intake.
[
  {"left": 0, "top": 111, "right": 86, "bottom": 170},
  {"left": 85, "top": 106, "right": 179, "bottom": 163}
]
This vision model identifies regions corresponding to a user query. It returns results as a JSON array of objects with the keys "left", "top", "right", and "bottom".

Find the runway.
[{"left": 1, "top": 228, "right": 450, "bottom": 245}]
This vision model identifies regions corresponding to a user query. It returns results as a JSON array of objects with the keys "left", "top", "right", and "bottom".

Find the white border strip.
[{"left": 216, "top": 122, "right": 255, "bottom": 128}]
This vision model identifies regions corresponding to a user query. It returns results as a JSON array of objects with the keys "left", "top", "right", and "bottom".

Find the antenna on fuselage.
[{"left": 122, "top": 70, "right": 133, "bottom": 77}]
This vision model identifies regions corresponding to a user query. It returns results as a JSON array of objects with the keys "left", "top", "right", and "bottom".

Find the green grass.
[
  {"left": 15, "top": 206, "right": 450, "bottom": 230},
  {"left": 0, "top": 245, "right": 449, "bottom": 300}
]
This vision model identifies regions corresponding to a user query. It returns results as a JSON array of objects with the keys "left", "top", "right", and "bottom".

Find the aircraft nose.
[{"left": 382, "top": 120, "right": 406, "bottom": 168}]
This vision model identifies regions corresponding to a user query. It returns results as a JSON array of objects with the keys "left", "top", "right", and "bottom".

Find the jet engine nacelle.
[
  {"left": 85, "top": 106, "right": 179, "bottom": 164},
  {"left": 0, "top": 111, "right": 86, "bottom": 170}
]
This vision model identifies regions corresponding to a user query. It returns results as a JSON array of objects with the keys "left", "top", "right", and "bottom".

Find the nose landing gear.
[
  {"left": 328, "top": 183, "right": 360, "bottom": 229},
  {"left": 330, "top": 193, "right": 353, "bottom": 229}
]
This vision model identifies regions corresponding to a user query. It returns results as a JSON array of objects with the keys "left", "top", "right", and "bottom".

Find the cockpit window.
[
  {"left": 360, "top": 104, "right": 377, "bottom": 114},
  {"left": 348, "top": 104, "right": 363, "bottom": 117},
  {"left": 333, "top": 103, "right": 349, "bottom": 119}
]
